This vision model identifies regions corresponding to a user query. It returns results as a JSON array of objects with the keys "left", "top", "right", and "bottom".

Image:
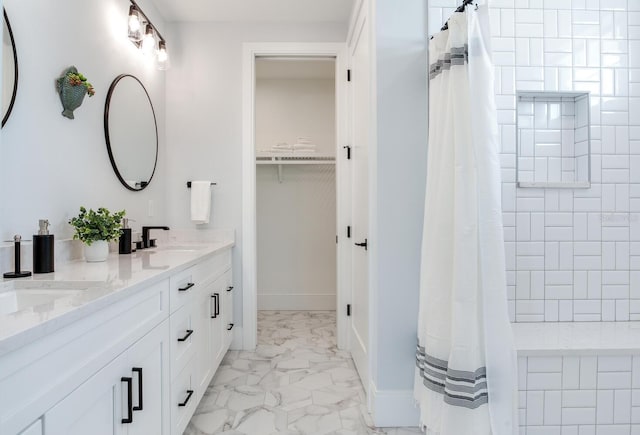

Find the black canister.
[
  {"left": 119, "top": 218, "right": 133, "bottom": 254},
  {"left": 33, "top": 219, "right": 55, "bottom": 274}
]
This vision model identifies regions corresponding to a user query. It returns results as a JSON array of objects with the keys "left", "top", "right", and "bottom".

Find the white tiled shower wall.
[
  {"left": 518, "top": 354, "right": 640, "bottom": 434},
  {"left": 428, "top": 0, "right": 640, "bottom": 322}
]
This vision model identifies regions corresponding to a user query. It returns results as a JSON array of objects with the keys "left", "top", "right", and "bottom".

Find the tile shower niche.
[{"left": 517, "top": 92, "right": 591, "bottom": 189}]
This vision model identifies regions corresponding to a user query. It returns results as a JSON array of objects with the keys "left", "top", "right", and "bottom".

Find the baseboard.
[
  {"left": 369, "top": 381, "right": 420, "bottom": 428},
  {"left": 257, "top": 293, "right": 336, "bottom": 310}
]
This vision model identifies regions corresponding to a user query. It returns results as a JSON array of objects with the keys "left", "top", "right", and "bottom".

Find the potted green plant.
[
  {"left": 69, "top": 207, "right": 125, "bottom": 262},
  {"left": 56, "top": 66, "right": 96, "bottom": 119}
]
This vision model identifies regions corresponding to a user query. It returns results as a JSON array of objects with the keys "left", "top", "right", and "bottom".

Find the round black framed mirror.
[
  {"left": 104, "top": 74, "right": 158, "bottom": 191},
  {"left": 2, "top": 8, "right": 18, "bottom": 128}
]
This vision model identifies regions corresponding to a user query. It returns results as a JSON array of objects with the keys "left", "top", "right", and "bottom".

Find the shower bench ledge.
[{"left": 513, "top": 321, "right": 640, "bottom": 356}]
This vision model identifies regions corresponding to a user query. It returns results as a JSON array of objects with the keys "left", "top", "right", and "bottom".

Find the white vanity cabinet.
[{"left": 0, "top": 245, "right": 234, "bottom": 435}]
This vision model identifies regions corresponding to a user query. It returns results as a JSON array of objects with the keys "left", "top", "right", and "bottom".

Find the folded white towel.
[
  {"left": 294, "top": 149, "right": 316, "bottom": 153},
  {"left": 190, "top": 181, "right": 212, "bottom": 224},
  {"left": 297, "top": 136, "right": 312, "bottom": 143},
  {"left": 293, "top": 143, "right": 317, "bottom": 150}
]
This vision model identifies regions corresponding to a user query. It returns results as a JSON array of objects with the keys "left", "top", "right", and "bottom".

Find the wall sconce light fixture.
[{"left": 127, "top": 0, "right": 169, "bottom": 70}]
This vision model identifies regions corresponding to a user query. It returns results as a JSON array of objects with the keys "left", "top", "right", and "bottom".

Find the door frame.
[{"left": 241, "top": 42, "right": 350, "bottom": 350}]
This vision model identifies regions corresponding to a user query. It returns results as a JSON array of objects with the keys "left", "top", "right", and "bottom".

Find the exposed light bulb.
[
  {"left": 127, "top": 6, "right": 142, "bottom": 42},
  {"left": 157, "top": 40, "right": 170, "bottom": 70},
  {"left": 141, "top": 24, "right": 156, "bottom": 55}
]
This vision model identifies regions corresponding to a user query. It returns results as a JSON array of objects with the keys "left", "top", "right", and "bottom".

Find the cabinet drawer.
[
  {"left": 170, "top": 356, "right": 197, "bottom": 435},
  {"left": 192, "top": 250, "right": 231, "bottom": 284},
  {"left": 169, "top": 267, "right": 196, "bottom": 313},
  {"left": 169, "top": 304, "right": 197, "bottom": 380}
]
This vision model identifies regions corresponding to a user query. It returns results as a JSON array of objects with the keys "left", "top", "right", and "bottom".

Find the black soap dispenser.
[
  {"left": 119, "top": 218, "right": 133, "bottom": 254},
  {"left": 33, "top": 219, "right": 55, "bottom": 274}
]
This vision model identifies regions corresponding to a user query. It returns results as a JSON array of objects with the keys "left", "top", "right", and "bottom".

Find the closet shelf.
[
  {"left": 256, "top": 155, "right": 336, "bottom": 165},
  {"left": 256, "top": 155, "right": 336, "bottom": 183}
]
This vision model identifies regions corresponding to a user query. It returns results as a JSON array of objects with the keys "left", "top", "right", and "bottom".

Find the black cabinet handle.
[
  {"left": 211, "top": 293, "right": 220, "bottom": 319},
  {"left": 132, "top": 367, "right": 143, "bottom": 412},
  {"left": 227, "top": 323, "right": 234, "bottom": 330},
  {"left": 355, "top": 239, "right": 368, "bottom": 250},
  {"left": 121, "top": 377, "right": 133, "bottom": 424},
  {"left": 178, "top": 329, "right": 194, "bottom": 342},
  {"left": 178, "top": 282, "right": 195, "bottom": 292},
  {"left": 227, "top": 286, "right": 234, "bottom": 292},
  {"left": 178, "top": 390, "right": 194, "bottom": 407}
]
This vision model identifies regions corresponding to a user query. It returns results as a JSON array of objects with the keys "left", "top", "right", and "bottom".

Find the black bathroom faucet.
[{"left": 141, "top": 226, "right": 170, "bottom": 249}]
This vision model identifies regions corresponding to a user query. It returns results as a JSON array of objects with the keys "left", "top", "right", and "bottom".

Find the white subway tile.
[
  {"left": 529, "top": 357, "right": 563, "bottom": 373},
  {"left": 575, "top": 270, "right": 588, "bottom": 298},
  {"left": 617, "top": 299, "right": 630, "bottom": 320},
  {"left": 545, "top": 391, "right": 562, "bottom": 425},
  {"left": 615, "top": 390, "right": 633, "bottom": 424},
  {"left": 602, "top": 299, "right": 616, "bottom": 320},
  {"left": 563, "top": 390, "right": 597, "bottom": 407},
  {"left": 597, "top": 426, "right": 632, "bottom": 435},
  {"left": 588, "top": 271, "right": 602, "bottom": 299},
  {"left": 517, "top": 299, "right": 545, "bottom": 314},
  {"left": 546, "top": 242, "right": 560, "bottom": 269},
  {"left": 527, "top": 391, "right": 545, "bottom": 425},
  {"left": 563, "top": 407, "right": 597, "bottom": 425},
  {"left": 580, "top": 357, "right": 598, "bottom": 389},
  {"left": 599, "top": 355, "right": 632, "bottom": 371},
  {"left": 597, "top": 390, "right": 615, "bottom": 424},
  {"left": 559, "top": 299, "right": 574, "bottom": 320},
  {"left": 563, "top": 357, "right": 581, "bottom": 389},
  {"left": 574, "top": 299, "right": 602, "bottom": 313},
  {"left": 598, "top": 371, "right": 632, "bottom": 389}
]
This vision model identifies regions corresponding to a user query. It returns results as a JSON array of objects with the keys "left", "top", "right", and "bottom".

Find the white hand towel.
[{"left": 190, "top": 181, "right": 212, "bottom": 224}]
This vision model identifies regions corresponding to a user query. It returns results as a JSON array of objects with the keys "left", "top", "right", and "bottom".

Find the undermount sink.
[
  {"left": 0, "top": 281, "right": 105, "bottom": 316},
  {"left": 0, "top": 290, "right": 81, "bottom": 315}
]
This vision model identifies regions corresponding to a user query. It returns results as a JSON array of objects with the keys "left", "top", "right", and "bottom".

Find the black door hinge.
[
  {"left": 347, "top": 226, "right": 351, "bottom": 238},
  {"left": 343, "top": 145, "right": 351, "bottom": 160},
  {"left": 336, "top": 235, "right": 338, "bottom": 244},
  {"left": 347, "top": 69, "right": 351, "bottom": 82},
  {"left": 347, "top": 304, "right": 351, "bottom": 316}
]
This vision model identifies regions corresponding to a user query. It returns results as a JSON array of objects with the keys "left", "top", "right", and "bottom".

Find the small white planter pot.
[{"left": 84, "top": 240, "right": 109, "bottom": 262}]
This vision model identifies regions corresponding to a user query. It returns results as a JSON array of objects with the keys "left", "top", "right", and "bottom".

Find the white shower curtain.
[{"left": 414, "top": 3, "right": 518, "bottom": 435}]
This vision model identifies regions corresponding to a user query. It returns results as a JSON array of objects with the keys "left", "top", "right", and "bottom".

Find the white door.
[{"left": 349, "top": 13, "right": 370, "bottom": 392}]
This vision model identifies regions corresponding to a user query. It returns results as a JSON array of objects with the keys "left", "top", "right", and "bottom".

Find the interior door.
[{"left": 349, "top": 12, "right": 370, "bottom": 393}]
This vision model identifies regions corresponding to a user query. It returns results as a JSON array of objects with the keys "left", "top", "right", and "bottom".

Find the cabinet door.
[
  {"left": 194, "top": 280, "right": 213, "bottom": 398},
  {"left": 45, "top": 321, "right": 170, "bottom": 435},
  {"left": 210, "top": 278, "right": 226, "bottom": 367},
  {"left": 44, "top": 349, "right": 127, "bottom": 435},
  {"left": 126, "top": 320, "right": 171, "bottom": 435}
]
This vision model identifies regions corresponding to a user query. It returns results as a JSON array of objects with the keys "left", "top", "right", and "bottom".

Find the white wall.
[
  {"left": 256, "top": 165, "right": 337, "bottom": 310},
  {"left": 164, "top": 22, "right": 347, "bottom": 325},
  {"left": 255, "top": 77, "right": 336, "bottom": 155},
  {"left": 0, "top": 0, "right": 167, "bottom": 242},
  {"left": 368, "top": 0, "right": 428, "bottom": 426}
]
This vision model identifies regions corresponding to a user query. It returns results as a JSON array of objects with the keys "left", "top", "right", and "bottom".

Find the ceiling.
[
  {"left": 256, "top": 58, "right": 336, "bottom": 79},
  {"left": 151, "top": 0, "right": 355, "bottom": 23}
]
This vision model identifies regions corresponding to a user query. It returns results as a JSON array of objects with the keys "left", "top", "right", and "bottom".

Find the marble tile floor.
[{"left": 184, "top": 310, "right": 422, "bottom": 435}]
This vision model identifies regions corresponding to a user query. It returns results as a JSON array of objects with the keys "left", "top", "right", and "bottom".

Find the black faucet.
[{"left": 141, "top": 226, "right": 170, "bottom": 249}]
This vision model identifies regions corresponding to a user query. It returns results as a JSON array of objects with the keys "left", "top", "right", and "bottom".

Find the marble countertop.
[
  {"left": 0, "top": 240, "right": 234, "bottom": 357},
  {"left": 513, "top": 321, "right": 640, "bottom": 356}
]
